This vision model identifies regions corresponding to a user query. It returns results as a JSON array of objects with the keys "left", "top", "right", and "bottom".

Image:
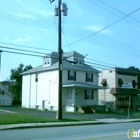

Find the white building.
[
  {"left": 0, "top": 82, "right": 13, "bottom": 106},
  {"left": 98, "top": 67, "right": 140, "bottom": 111},
  {"left": 22, "top": 51, "right": 105, "bottom": 112}
]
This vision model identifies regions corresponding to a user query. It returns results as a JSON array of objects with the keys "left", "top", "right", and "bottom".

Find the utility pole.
[
  {"left": 49, "top": 0, "right": 68, "bottom": 120},
  {"left": 58, "top": 0, "right": 62, "bottom": 120}
]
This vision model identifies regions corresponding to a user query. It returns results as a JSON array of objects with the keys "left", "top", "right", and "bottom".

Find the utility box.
[
  {"left": 54, "top": 7, "right": 59, "bottom": 16},
  {"left": 61, "top": 3, "right": 68, "bottom": 16}
]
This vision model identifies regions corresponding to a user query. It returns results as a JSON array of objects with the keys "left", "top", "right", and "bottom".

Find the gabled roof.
[
  {"left": 21, "top": 60, "right": 99, "bottom": 75},
  {"left": 0, "top": 83, "right": 13, "bottom": 97}
]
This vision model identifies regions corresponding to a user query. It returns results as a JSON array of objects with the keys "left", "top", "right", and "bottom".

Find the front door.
[{"left": 68, "top": 90, "right": 75, "bottom": 106}]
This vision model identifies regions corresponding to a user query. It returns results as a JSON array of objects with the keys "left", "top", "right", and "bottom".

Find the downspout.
[{"left": 36, "top": 81, "right": 38, "bottom": 109}]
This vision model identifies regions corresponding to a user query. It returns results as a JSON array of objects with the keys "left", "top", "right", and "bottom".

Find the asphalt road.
[
  {"left": 0, "top": 122, "right": 139, "bottom": 140},
  {"left": 1, "top": 106, "right": 139, "bottom": 119}
]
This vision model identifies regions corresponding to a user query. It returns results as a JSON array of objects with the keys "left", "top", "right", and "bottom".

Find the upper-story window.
[
  {"left": 44, "top": 58, "right": 50, "bottom": 65},
  {"left": 118, "top": 78, "right": 123, "bottom": 87},
  {"left": 132, "top": 80, "right": 137, "bottom": 88},
  {"left": 86, "top": 73, "right": 93, "bottom": 82},
  {"left": 68, "top": 70, "right": 76, "bottom": 81},
  {"left": 74, "top": 57, "right": 83, "bottom": 64}
]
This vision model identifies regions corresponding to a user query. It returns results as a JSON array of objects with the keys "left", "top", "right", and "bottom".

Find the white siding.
[
  {"left": 22, "top": 70, "right": 58, "bottom": 110},
  {"left": 63, "top": 69, "right": 98, "bottom": 85},
  {"left": 22, "top": 74, "right": 31, "bottom": 108}
]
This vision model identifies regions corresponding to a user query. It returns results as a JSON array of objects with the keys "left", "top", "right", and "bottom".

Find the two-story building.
[
  {"left": 21, "top": 51, "right": 105, "bottom": 112},
  {"left": 98, "top": 67, "right": 140, "bottom": 112}
]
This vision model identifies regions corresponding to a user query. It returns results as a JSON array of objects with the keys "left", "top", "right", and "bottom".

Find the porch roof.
[
  {"left": 63, "top": 82, "right": 106, "bottom": 89},
  {"left": 110, "top": 88, "right": 140, "bottom": 95}
]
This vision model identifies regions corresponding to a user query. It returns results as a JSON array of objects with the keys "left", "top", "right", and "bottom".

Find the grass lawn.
[
  {"left": 131, "top": 112, "right": 140, "bottom": 117},
  {"left": 0, "top": 113, "right": 93, "bottom": 125}
]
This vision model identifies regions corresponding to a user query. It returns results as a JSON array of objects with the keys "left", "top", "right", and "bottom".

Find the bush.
[{"left": 12, "top": 100, "right": 21, "bottom": 105}]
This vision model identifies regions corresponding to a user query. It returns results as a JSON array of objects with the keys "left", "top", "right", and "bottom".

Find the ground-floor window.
[{"left": 85, "top": 90, "right": 94, "bottom": 100}]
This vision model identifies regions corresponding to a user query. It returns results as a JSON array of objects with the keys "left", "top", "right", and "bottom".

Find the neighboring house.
[
  {"left": 21, "top": 51, "right": 105, "bottom": 112},
  {"left": 98, "top": 67, "right": 140, "bottom": 112},
  {"left": 0, "top": 82, "right": 13, "bottom": 106}
]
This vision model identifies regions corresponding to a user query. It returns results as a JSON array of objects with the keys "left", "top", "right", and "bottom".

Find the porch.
[{"left": 63, "top": 82, "right": 106, "bottom": 112}]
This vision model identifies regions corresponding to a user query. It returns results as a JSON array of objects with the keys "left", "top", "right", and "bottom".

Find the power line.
[
  {"left": 0, "top": 3, "right": 139, "bottom": 57},
  {"left": 0, "top": 42, "right": 56, "bottom": 52},
  {"left": 63, "top": 28, "right": 140, "bottom": 57},
  {"left": 87, "top": 0, "right": 140, "bottom": 28},
  {"left": 97, "top": 0, "right": 140, "bottom": 24},
  {"left": 2, "top": 50, "right": 43, "bottom": 57},
  {"left": 63, "top": 7, "right": 140, "bottom": 46},
  {"left": 0, "top": 3, "right": 140, "bottom": 60},
  {"left": 0, "top": 46, "right": 48, "bottom": 55},
  {"left": 62, "top": 31, "right": 73, "bottom": 51},
  {"left": 85, "top": 57, "right": 119, "bottom": 67}
]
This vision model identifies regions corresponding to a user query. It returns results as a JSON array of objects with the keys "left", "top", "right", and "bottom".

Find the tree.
[
  {"left": 10, "top": 63, "right": 32, "bottom": 102},
  {"left": 127, "top": 66, "right": 140, "bottom": 89}
]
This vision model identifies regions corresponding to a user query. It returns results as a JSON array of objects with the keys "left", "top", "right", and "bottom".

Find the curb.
[
  {"left": 0, "top": 121, "right": 105, "bottom": 130},
  {"left": 0, "top": 119, "right": 140, "bottom": 130}
]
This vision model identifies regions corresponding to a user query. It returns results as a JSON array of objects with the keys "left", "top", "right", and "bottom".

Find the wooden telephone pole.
[{"left": 49, "top": 0, "right": 68, "bottom": 120}]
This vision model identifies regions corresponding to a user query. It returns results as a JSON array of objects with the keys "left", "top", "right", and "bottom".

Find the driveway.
[{"left": 0, "top": 106, "right": 139, "bottom": 119}]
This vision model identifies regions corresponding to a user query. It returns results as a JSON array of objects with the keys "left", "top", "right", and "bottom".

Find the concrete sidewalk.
[{"left": 0, "top": 118, "right": 140, "bottom": 130}]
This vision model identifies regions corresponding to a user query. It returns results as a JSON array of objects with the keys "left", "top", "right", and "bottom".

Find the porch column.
[{"left": 72, "top": 88, "right": 76, "bottom": 106}]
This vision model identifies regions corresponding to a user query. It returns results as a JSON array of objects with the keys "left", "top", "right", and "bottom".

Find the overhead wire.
[
  {"left": 0, "top": 3, "right": 139, "bottom": 57},
  {"left": 0, "top": 46, "right": 47, "bottom": 55},
  {"left": 3, "top": 50, "right": 43, "bottom": 57},
  {"left": 0, "top": 2, "right": 139, "bottom": 66},
  {"left": 0, "top": 42, "right": 56, "bottom": 52},
  {"left": 97, "top": 0, "right": 140, "bottom": 24},
  {"left": 62, "top": 31, "right": 73, "bottom": 51},
  {"left": 63, "top": 7, "right": 140, "bottom": 46},
  {"left": 87, "top": 0, "right": 140, "bottom": 28}
]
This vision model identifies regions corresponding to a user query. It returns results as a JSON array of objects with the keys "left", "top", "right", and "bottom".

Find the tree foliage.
[
  {"left": 127, "top": 66, "right": 140, "bottom": 89},
  {"left": 10, "top": 63, "right": 32, "bottom": 101}
]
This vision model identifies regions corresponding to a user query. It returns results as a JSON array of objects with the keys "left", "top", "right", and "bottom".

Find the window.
[
  {"left": 0, "top": 90, "right": 4, "bottom": 95},
  {"left": 101, "top": 79, "right": 107, "bottom": 87},
  {"left": 68, "top": 70, "right": 76, "bottom": 81},
  {"left": 85, "top": 90, "right": 94, "bottom": 100},
  {"left": 86, "top": 73, "right": 93, "bottom": 82},
  {"left": 132, "top": 80, "right": 137, "bottom": 88},
  {"left": 35, "top": 73, "right": 38, "bottom": 82},
  {"left": 75, "top": 57, "right": 82, "bottom": 64},
  {"left": 118, "top": 78, "right": 123, "bottom": 87}
]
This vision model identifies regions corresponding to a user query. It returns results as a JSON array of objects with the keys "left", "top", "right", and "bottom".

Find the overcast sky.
[{"left": 0, "top": 0, "right": 140, "bottom": 80}]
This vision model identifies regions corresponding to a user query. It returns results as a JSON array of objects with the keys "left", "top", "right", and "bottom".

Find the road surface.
[{"left": 0, "top": 122, "right": 140, "bottom": 140}]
